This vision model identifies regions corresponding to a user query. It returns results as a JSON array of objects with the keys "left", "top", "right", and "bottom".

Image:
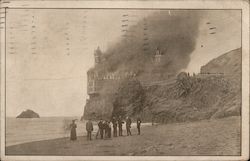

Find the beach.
[{"left": 6, "top": 116, "right": 240, "bottom": 156}]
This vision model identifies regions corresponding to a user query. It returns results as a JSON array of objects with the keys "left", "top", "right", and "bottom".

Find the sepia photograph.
[{"left": 0, "top": 0, "right": 249, "bottom": 160}]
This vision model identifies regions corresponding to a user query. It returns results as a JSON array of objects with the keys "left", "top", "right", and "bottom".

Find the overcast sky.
[{"left": 6, "top": 9, "right": 241, "bottom": 117}]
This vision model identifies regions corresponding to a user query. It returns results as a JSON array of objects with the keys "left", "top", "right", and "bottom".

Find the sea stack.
[{"left": 16, "top": 109, "right": 40, "bottom": 118}]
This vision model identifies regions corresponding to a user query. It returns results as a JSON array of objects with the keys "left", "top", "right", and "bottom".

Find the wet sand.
[{"left": 6, "top": 116, "right": 240, "bottom": 156}]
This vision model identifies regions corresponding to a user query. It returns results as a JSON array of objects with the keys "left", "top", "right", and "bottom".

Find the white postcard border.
[{"left": 0, "top": 0, "right": 249, "bottom": 160}]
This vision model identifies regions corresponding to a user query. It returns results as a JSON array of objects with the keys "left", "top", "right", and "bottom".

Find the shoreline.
[
  {"left": 6, "top": 122, "right": 151, "bottom": 146},
  {"left": 6, "top": 119, "right": 151, "bottom": 147},
  {"left": 6, "top": 116, "right": 240, "bottom": 156}
]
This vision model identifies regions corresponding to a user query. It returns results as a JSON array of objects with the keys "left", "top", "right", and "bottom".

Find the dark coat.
[
  {"left": 112, "top": 118, "right": 117, "bottom": 128},
  {"left": 118, "top": 118, "right": 124, "bottom": 128},
  {"left": 70, "top": 123, "right": 77, "bottom": 140},
  {"left": 137, "top": 118, "right": 141, "bottom": 127},
  {"left": 103, "top": 122, "right": 109, "bottom": 130},
  {"left": 98, "top": 121, "right": 104, "bottom": 129},
  {"left": 86, "top": 121, "right": 93, "bottom": 132},
  {"left": 126, "top": 118, "right": 132, "bottom": 128}
]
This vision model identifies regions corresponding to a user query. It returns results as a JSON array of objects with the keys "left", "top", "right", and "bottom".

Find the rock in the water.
[{"left": 16, "top": 109, "right": 40, "bottom": 118}]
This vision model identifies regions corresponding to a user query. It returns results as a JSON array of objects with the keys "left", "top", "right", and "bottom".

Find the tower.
[
  {"left": 154, "top": 47, "right": 162, "bottom": 63},
  {"left": 94, "top": 46, "right": 102, "bottom": 65}
]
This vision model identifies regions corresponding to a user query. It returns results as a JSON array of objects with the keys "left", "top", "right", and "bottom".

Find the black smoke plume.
[{"left": 94, "top": 10, "right": 202, "bottom": 79}]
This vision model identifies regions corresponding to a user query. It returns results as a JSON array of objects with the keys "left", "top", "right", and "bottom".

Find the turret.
[
  {"left": 154, "top": 47, "right": 162, "bottom": 63},
  {"left": 94, "top": 46, "right": 102, "bottom": 65}
]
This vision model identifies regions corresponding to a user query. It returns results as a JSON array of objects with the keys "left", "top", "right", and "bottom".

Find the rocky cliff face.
[
  {"left": 16, "top": 109, "right": 40, "bottom": 118},
  {"left": 83, "top": 79, "right": 145, "bottom": 120},
  {"left": 83, "top": 48, "right": 241, "bottom": 122},
  {"left": 83, "top": 95, "right": 114, "bottom": 120},
  {"left": 112, "top": 80, "right": 145, "bottom": 117}
]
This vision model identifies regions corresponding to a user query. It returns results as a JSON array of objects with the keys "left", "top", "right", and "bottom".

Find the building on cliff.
[
  {"left": 87, "top": 46, "right": 176, "bottom": 98},
  {"left": 154, "top": 47, "right": 163, "bottom": 64},
  {"left": 87, "top": 47, "right": 137, "bottom": 99},
  {"left": 87, "top": 70, "right": 137, "bottom": 98},
  {"left": 84, "top": 47, "right": 139, "bottom": 119}
]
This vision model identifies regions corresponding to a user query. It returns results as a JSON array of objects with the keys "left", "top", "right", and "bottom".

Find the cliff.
[
  {"left": 83, "top": 48, "right": 241, "bottom": 122},
  {"left": 141, "top": 48, "right": 241, "bottom": 122},
  {"left": 16, "top": 109, "right": 40, "bottom": 118}
]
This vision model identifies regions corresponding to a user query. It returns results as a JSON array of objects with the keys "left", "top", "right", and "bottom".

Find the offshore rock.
[{"left": 16, "top": 109, "right": 40, "bottom": 118}]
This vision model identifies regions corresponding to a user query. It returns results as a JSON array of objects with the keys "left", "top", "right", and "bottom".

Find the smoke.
[{"left": 96, "top": 10, "right": 202, "bottom": 78}]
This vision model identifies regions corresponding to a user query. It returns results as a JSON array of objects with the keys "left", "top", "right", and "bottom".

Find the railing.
[{"left": 140, "top": 78, "right": 176, "bottom": 87}]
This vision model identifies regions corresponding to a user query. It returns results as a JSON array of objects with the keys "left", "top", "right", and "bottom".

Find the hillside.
[
  {"left": 200, "top": 48, "right": 241, "bottom": 75},
  {"left": 142, "top": 48, "right": 241, "bottom": 122}
]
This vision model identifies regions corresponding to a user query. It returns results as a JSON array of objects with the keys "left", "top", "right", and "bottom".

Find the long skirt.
[{"left": 70, "top": 128, "right": 77, "bottom": 140}]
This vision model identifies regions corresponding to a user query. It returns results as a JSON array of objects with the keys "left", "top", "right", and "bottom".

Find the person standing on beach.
[
  {"left": 118, "top": 116, "right": 124, "bottom": 136},
  {"left": 137, "top": 117, "right": 141, "bottom": 135},
  {"left": 96, "top": 119, "right": 104, "bottom": 139},
  {"left": 86, "top": 120, "right": 93, "bottom": 140},
  {"left": 97, "top": 119, "right": 104, "bottom": 139},
  {"left": 112, "top": 116, "right": 118, "bottom": 137},
  {"left": 70, "top": 120, "right": 77, "bottom": 141},
  {"left": 107, "top": 121, "right": 112, "bottom": 138},
  {"left": 126, "top": 116, "right": 132, "bottom": 136},
  {"left": 152, "top": 116, "right": 155, "bottom": 126},
  {"left": 103, "top": 120, "right": 109, "bottom": 138}
]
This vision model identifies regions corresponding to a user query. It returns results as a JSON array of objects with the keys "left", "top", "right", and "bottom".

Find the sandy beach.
[{"left": 6, "top": 116, "right": 240, "bottom": 156}]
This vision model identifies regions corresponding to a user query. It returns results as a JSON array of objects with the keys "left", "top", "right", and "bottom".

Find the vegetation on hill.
[{"left": 141, "top": 74, "right": 240, "bottom": 123}]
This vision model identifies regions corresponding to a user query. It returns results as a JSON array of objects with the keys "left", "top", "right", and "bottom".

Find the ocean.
[
  {"left": 6, "top": 117, "right": 149, "bottom": 147},
  {"left": 6, "top": 117, "right": 91, "bottom": 147}
]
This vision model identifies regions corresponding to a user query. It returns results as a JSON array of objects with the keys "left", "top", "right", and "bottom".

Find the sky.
[{"left": 5, "top": 9, "right": 241, "bottom": 117}]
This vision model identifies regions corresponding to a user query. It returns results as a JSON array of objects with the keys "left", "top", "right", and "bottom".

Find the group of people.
[{"left": 69, "top": 116, "right": 142, "bottom": 141}]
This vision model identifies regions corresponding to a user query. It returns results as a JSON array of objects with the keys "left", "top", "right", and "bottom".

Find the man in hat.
[
  {"left": 137, "top": 117, "right": 141, "bottom": 135},
  {"left": 125, "top": 116, "right": 132, "bottom": 136},
  {"left": 118, "top": 116, "right": 124, "bottom": 136},
  {"left": 86, "top": 119, "right": 93, "bottom": 140},
  {"left": 111, "top": 116, "right": 118, "bottom": 137},
  {"left": 103, "top": 120, "right": 109, "bottom": 138},
  {"left": 96, "top": 119, "right": 104, "bottom": 139},
  {"left": 107, "top": 121, "right": 112, "bottom": 138}
]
